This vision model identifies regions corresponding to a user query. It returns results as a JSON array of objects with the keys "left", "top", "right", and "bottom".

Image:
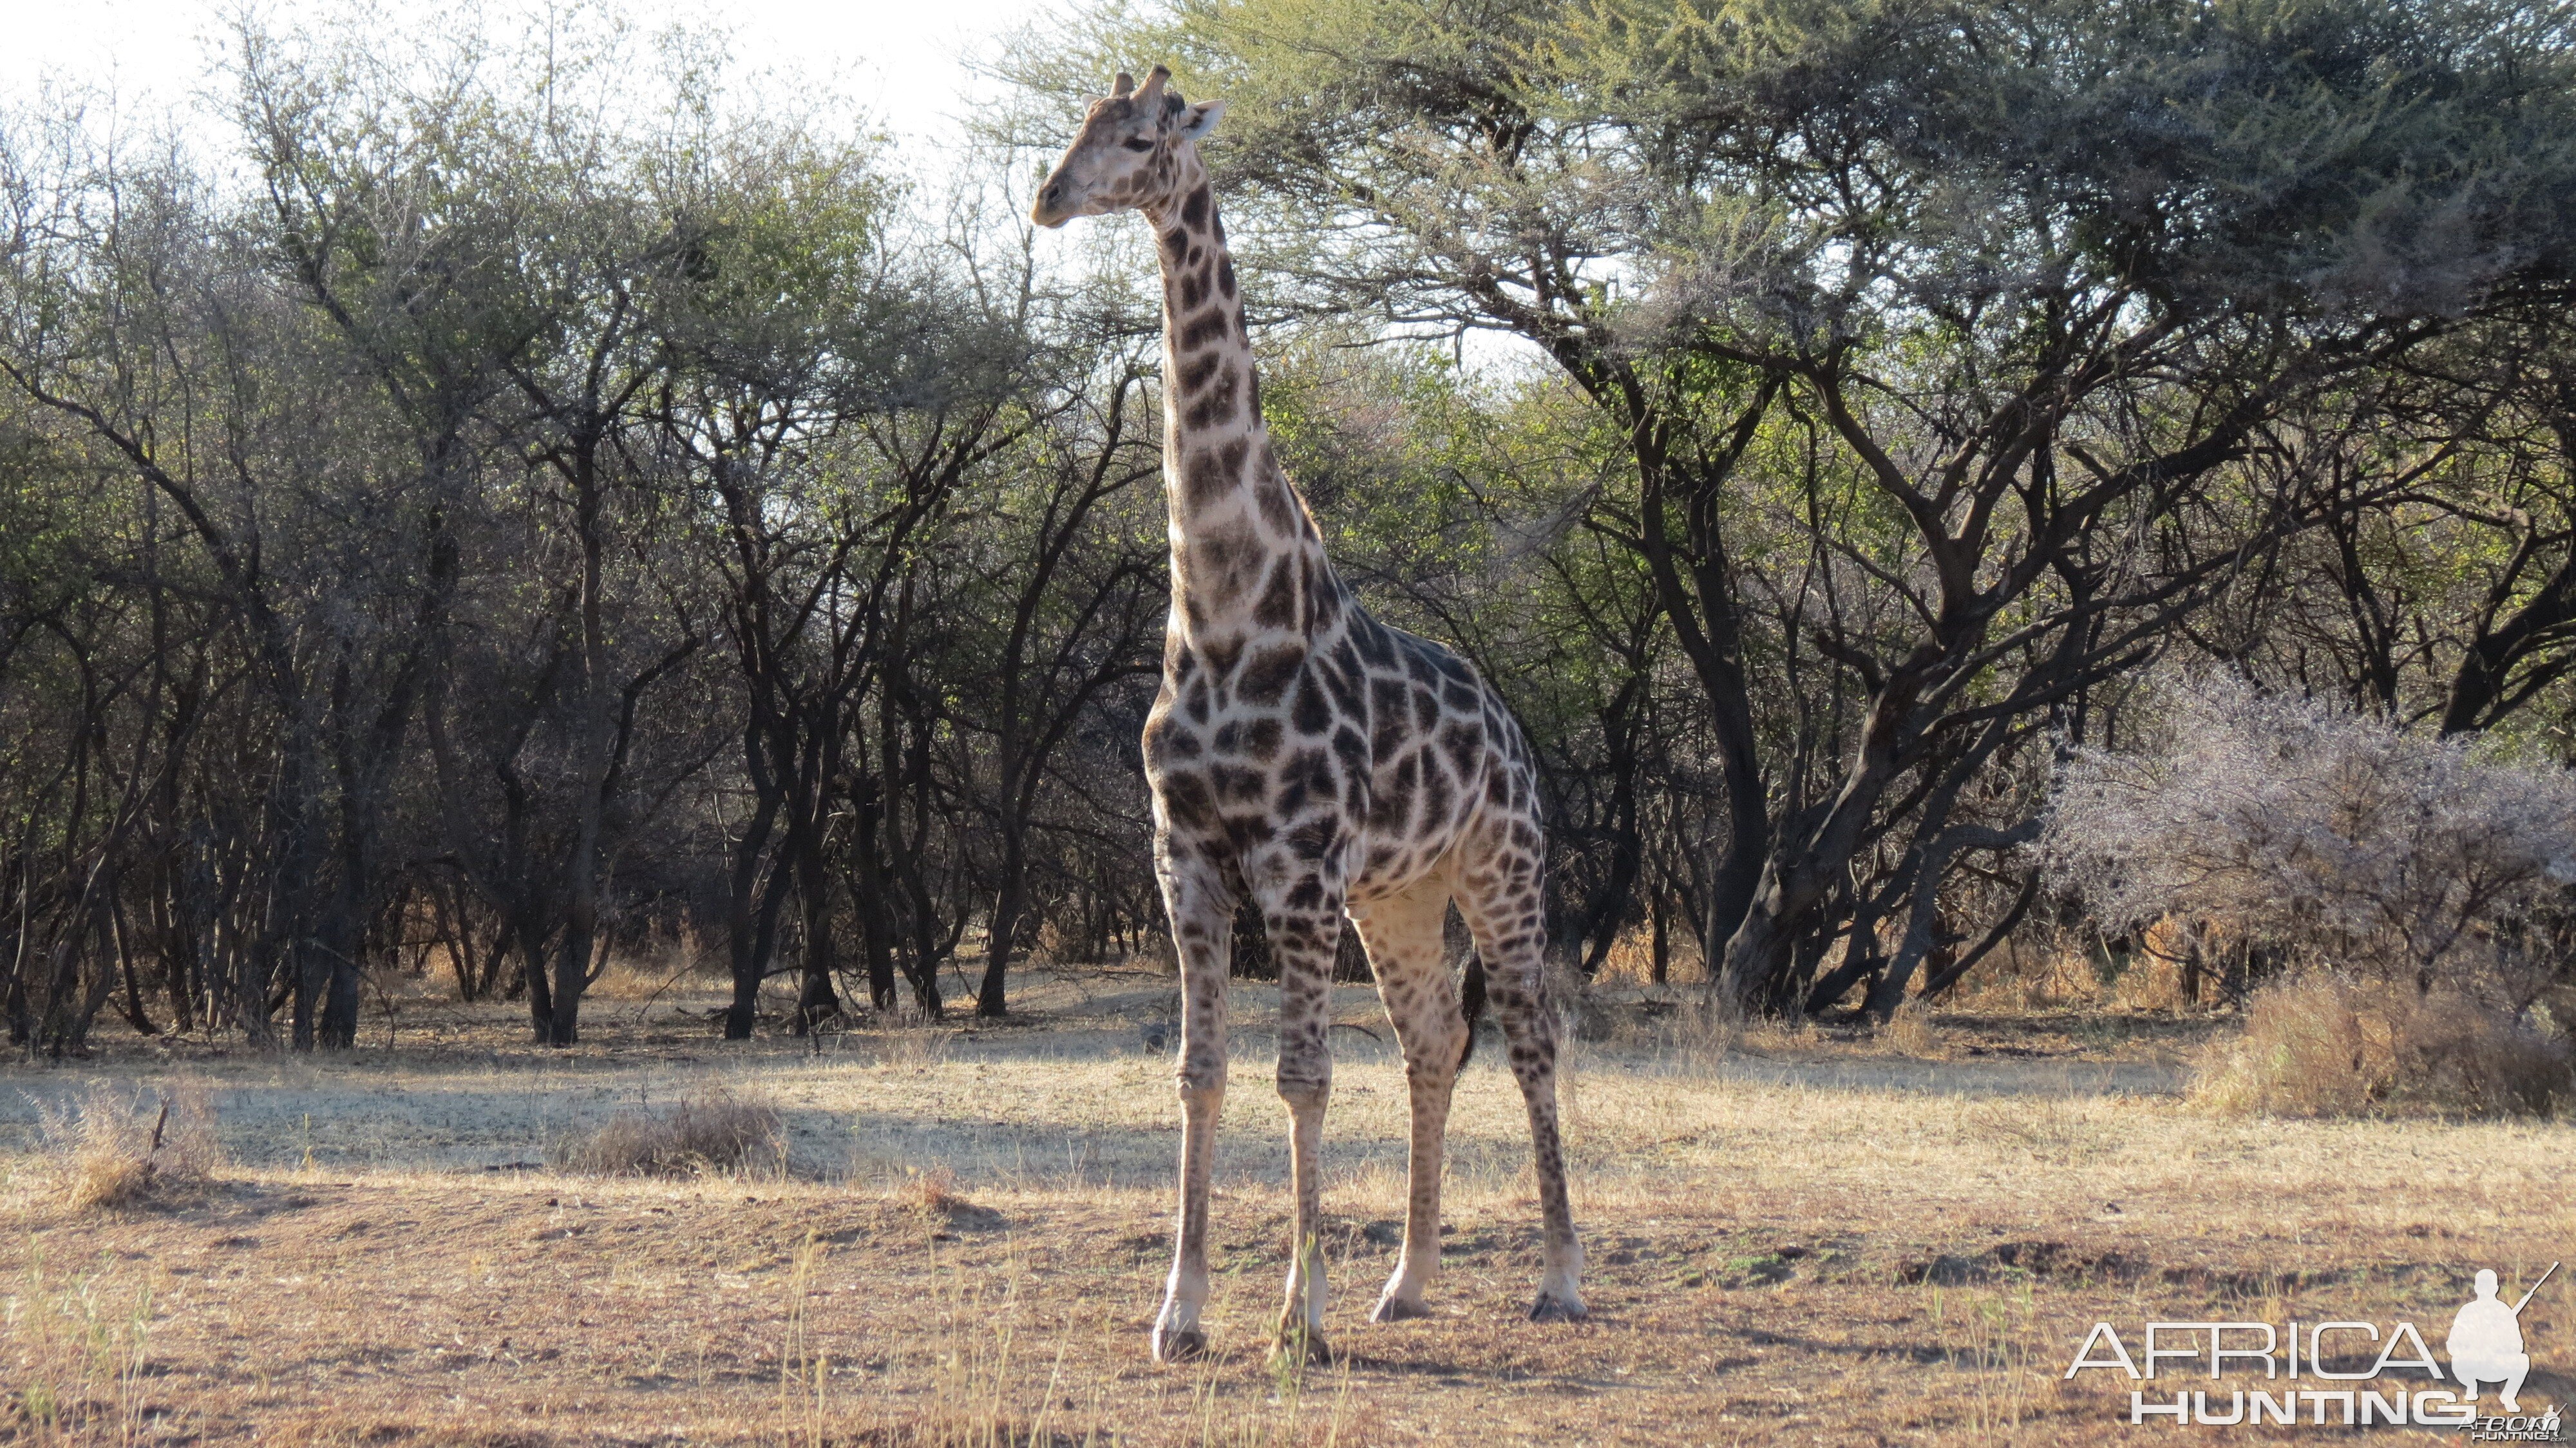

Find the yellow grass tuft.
[
  {"left": 876, "top": 1026, "right": 957, "bottom": 1071},
  {"left": 897, "top": 1163, "right": 970, "bottom": 1216},
  {"left": 548, "top": 1089, "right": 785, "bottom": 1177},
  {"left": 2190, "top": 975, "right": 2575, "bottom": 1119},
  {"left": 33, "top": 1080, "right": 221, "bottom": 1210},
  {"left": 1881, "top": 999, "right": 1941, "bottom": 1057},
  {"left": 587, "top": 935, "right": 720, "bottom": 1002},
  {"left": 893, "top": 1164, "right": 1010, "bottom": 1235}
]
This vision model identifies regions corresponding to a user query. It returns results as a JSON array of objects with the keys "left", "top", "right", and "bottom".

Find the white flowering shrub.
[
  {"left": 2043, "top": 678, "right": 2576, "bottom": 1002},
  {"left": 2041, "top": 679, "right": 2576, "bottom": 1116}
]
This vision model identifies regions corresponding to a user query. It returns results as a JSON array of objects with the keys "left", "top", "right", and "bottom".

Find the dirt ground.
[{"left": 3, "top": 969, "right": 2570, "bottom": 1445}]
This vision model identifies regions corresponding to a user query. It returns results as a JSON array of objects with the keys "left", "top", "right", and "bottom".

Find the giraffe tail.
[{"left": 1457, "top": 951, "right": 1488, "bottom": 1069}]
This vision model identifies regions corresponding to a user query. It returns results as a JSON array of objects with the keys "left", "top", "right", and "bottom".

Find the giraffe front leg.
[
  {"left": 1152, "top": 868, "right": 1231, "bottom": 1364},
  {"left": 1267, "top": 890, "right": 1340, "bottom": 1365}
]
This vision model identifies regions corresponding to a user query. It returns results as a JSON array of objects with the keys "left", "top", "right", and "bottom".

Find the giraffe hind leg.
[
  {"left": 1454, "top": 848, "right": 1586, "bottom": 1322},
  {"left": 1347, "top": 875, "right": 1461, "bottom": 1324}
]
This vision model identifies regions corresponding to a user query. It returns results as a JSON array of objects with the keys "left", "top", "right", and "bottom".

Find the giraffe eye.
[{"left": 1122, "top": 138, "right": 1155, "bottom": 152}]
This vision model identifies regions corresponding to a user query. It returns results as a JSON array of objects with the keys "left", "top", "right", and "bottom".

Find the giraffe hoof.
[
  {"left": 1151, "top": 1326, "right": 1209, "bottom": 1363},
  {"left": 1369, "top": 1294, "right": 1432, "bottom": 1323},
  {"left": 1528, "top": 1293, "right": 1588, "bottom": 1323},
  {"left": 1269, "top": 1325, "right": 1334, "bottom": 1366}
]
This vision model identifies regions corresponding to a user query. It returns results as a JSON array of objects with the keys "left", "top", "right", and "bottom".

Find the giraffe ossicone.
[{"left": 1033, "top": 63, "right": 1586, "bottom": 1365}]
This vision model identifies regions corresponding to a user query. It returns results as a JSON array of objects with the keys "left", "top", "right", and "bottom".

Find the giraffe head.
[{"left": 1030, "top": 65, "right": 1226, "bottom": 229}]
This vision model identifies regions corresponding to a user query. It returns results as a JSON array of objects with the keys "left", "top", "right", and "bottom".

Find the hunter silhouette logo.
[
  {"left": 2453, "top": 1264, "right": 2553, "bottom": 1413},
  {"left": 2063, "top": 1261, "right": 2561, "bottom": 1433}
]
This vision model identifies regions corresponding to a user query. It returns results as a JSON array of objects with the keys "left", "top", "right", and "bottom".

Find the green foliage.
[{"left": 1037, "top": 0, "right": 2576, "bottom": 1009}]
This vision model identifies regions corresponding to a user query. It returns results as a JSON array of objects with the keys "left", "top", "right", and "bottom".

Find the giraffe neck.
[{"left": 1146, "top": 153, "right": 1332, "bottom": 647}]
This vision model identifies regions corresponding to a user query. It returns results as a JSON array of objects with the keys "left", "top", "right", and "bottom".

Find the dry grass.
[
  {"left": 547, "top": 1089, "right": 787, "bottom": 1177},
  {"left": 587, "top": 931, "right": 722, "bottom": 1002},
  {"left": 1587, "top": 924, "right": 1708, "bottom": 987},
  {"left": 5, "top": 1241, "right": 158, "bottom": 1445},
  {"left": 2191, "top": 974, "right": 2576, "bottom": 1119},
  {"left": 1937, "top": 922, "right": 2226, "bottom": 1015},
  {"left": 1881, "top": 1000, "right": 1940, "bottom": 1057},
  {"left": 30, "top": 1080, "right": 221, "bottom": 1211},
  {"left": 1, "top": 970, "right": 2570, "bottom": 1443}
]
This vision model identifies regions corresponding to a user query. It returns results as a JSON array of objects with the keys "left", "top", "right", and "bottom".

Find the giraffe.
[{"left": 1031, "top": 65, "right": 1584, "bottom": 1364}]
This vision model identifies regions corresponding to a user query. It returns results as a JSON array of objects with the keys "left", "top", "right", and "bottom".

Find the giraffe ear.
[{"left": 1175, "top": 99, "right": 1226, "bottom": 143}]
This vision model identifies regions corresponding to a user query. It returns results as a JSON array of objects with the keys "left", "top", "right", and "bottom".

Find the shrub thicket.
[
  {"left": 2043, "top": 680, "right": 2576, "bottom": 1116},
  {"left": 2192, "top": 977, "right": 2574, "bottom": 1118}
]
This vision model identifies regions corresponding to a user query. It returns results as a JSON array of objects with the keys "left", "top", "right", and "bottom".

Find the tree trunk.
[
  {"left": 548, "top": 446, "right": 614, "bottom": 1048},
  {"left": 846, "top": 776, "right": 900, "bottom": 1013},
  {"left": 1649, "top": 891, "right": 1669, "bottom": 986},
  {"left": 513, "top": 905, "right": 554, "bottom": 1039},
  {"left": 791, "top": 823, "right": 842, "bottom": 1032},
  {"left": 723, "top": 775, "right": 785, "bottom": 1039},
  {"left": 550, "top": 823, "right": 598, "bottom": 1047},
  {"left": 975, "top": 833, "right": 1027, "bottom": 1019}
]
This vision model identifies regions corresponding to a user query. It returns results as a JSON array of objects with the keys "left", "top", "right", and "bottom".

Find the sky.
[
  {"left": 2, "top": 1, "right": 1539, "bottom": 371},
  {"left": 0, "top": 0, "right": 1068, "bottom": 169}
]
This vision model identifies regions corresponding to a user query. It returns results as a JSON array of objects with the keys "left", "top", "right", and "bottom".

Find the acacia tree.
[
  {"left": 2410, "top": 312, "right": 2576, "bottom": 743},
  {"left": 229, "top": 15, "right": 729, "bottom": 1045},
  {"left": 968, "top": 357, "right": 1166, "bottom": 1018},
  {"left": 653, "top": 124, "right": 916, "bottom": 1033},
  {"left": 1060, "top": 0, "right": 2576, "bottom": 1014},
  {"left": 660, "top": 188, "right": 1042, "bottom": 1033},
  {"left": 0, "top": 93, "right": 474, "bottom": 1047}
]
